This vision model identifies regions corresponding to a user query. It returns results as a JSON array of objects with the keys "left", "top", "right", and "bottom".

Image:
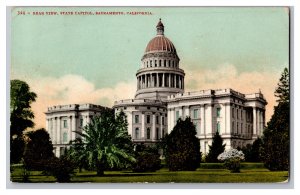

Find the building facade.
[
  {"left": 45, "top": 104, "right": 107, "bottom": 157},
  {"left": 46, "top": 19, "right": 267, "bottom": 156}
]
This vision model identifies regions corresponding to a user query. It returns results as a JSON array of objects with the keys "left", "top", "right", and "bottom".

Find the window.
[
  {"left": 135, "top": 115, "right": 139, "bottom": 123},
  {"left": 159, "top": 60, "right": 161, "bottom": 67},
  {"left": 217, "top": 122, "right": 220, "bottom": 133},
  {"left": 155, "top": 60, "right": 157, "bottom": 67},
  {"left": 193, "top": 109, "right": 199, "bottom": 119},
  {"left": 80, "top": 118, "right": 83, "bottom": 127},
  {"left": 232, "top": 121, "right": 235, "bottom": 132},
  {"left": 147, "top": 128, "right": 151, "bottom": 139},
  {"left": 241, "top": 110, "right": 243, "bottom": 119},
  {"left": 63, "top": 120, "right": 68, "bottom": 128},
  {"left": 135, "top": 128, "right": 139, "bottom": 139},
  {"left": 237, "top": 109, "right": 239, "bottom": 119},
  {"left": 237, "top": 123, "right": 239, "bottom": 134},
  {"left": 63, "top": 132, "right": 68, "bottom": 143},
  {"left": 232, "top": 108, "right": 234, "bottom": 118},
  {"left": 146, "top": 115, "right": 150, "bottom": 124},
  {"left": 156, "top": 116, "right": 159, "bottom": 124},
  {"left": 217, "top": 108, "right": 221, "bottom": 118},
  {"left": 164, "top": 60, "right": 166, "bottom": 67},
  {"left": 176, "top": 111, "right": 180, "bottom": 121},
  {"left": 156, "top": 128, "right": 159, "bottom": 139},
  {"left": 162, "top": 117, "right": 165, "bottom": 125},
  {"left": 162, "top": 129, "right": 165, "bottom": 137}
]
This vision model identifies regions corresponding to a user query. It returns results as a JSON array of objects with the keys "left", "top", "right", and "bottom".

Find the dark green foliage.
[
  {"left": 44, "top": 156, "right": 76, "bottom": 183},
  {"left": 10, "top": 80, "right": 37, "bottom": 137},
  {"left": 10, "top": 80, "right": 37, "bottom": 164},
  {"left": 10, "top": 136, "right": 25, "bottom": 164},
  {"left": 132, "top": 145, "right": 161, "bottom": 172},
  {"left": 165, "top": 117, "right": 201, "bottom": 171},
  {"left": 275, "top": 67, "right": 289, "bottom": 103},
  {"left": 206, "top": 131, "right": 226, "bottom": 163},
  {"left": 261, "top": 67, "right": 289, "bottom": 171},
  {"left": 242, "top": 138, "right": 262, "bottom": 162},
  {"left": 71, "top": 110, "right": 136, "bottom": 176},
  {"left": 23, "top": 129, "right": 54, "bottom": 170},
  {"left": 224, "top": 158, "right": 241, "bottom": 173}
]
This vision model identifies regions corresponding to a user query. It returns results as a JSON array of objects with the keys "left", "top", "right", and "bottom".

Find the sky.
[{"left": 10, "top": 7, "right": 289, "bottom": 129}]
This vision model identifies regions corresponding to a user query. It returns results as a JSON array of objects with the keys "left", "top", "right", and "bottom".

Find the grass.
[{"left": 10, "top": 163, "right": 288, "bottom": 183}]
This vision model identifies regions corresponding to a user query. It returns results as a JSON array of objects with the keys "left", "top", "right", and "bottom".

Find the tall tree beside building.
[
  {"left": 165, "top": 117, "right": 201, "bottom": 171},
  {"left": 261, "top": 67, "right": 289, "bottom": 171},
  {"left": 206, "top": 131, "right": 226, "bottom": 163},
  {"left": 10, "top": 80, "right": 37, "bottom": 163},
  {"left": 72, "top": 110, "right": 136, "bottom": 176}
]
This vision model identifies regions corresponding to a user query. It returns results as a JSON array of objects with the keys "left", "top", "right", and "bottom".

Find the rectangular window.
[
  {"left": 162, "top": 117, "right": 165, "bottom": 125},
  {"left": 232, "top": 108, "right": 234, "bottom": 118},
  {"left": 156, "top": 128, "right": 159, "bottom": 139},
  {"left": 135, "top": 115, "right": 139, "bottom": 123},
  {"left": 193, "top": 109, "right": 199, "bottom": 119},
  {"left": 63, "top": 120, "right": 68, "bottom": 128},
  {"left": 217, "top": 108, "right": 221, "bottom": 118},
  {"left": 237, "top": 109, "right": 239, "bottom": 119},
  {"left": 80, "top": 118, "right": 83, "bottom": 127},
  {"left": 237, "top": 123, "right": 239, "bottom": 134},
  {"left": 232, "top": 121, "right": 235, "bottom": 132},
  {"left": 176, "top": 111, "right": 179, "bottom": 121},
  {"left": 146, "top": 115, "right": 150, "bottom": 124},
  {"left": 147, "top": 128, "right": 151, "bottom": 139},
  {"left": 217, "top": 122, "right": 220, "bottom": 133},
  {"left": 156, "top": 116, "right": 159, "bottom": 124}
]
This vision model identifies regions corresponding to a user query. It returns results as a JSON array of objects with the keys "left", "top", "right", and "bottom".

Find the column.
[
  {"left": 167, "top": 109, "right": 171, "bottom": 133},
  {"left": 137, "top": 77, "right": 139, "bottom": 89},
  {"left": 162, "top": 73, "right": 165, "bottom": 87},
  {"left": 182, "top": 77, "right": 184, "bottom": 89},
  {"left": 72, "top": 114, "right": 76, "bottom": 140},
  {"left": 206, "top": 104, "right": 213, "bottom": 135},
  {"left": 69, "top": 116, "right": 72, "bottom": 144},
  {"left": 53, "top": 118, "right": 57, "bottom": 144},
  {"left": 179, "top": 107, "right": 183, "bottom": 120},
  {"left": 56, "top": 117, "right": 61, "bottom": 144},
  {"left": 200, "top": 105, "right": 205, "bottom": 135},
  {"left": 168, "top": 74, "right": 171, "bottom": 87},
  {"left": 152, "top": 114, "right": 156, "bottom": 140},
  {"left": 150, "top": 74, "right": 153, "bottom": 87},
  {"left": 160, "top": 115, "right": 163, "bottom": 138},
  {"left": 253, "top": 107, "right": 257, "bottom": 136},
  {"left": 141, "top": 114, "right": 145, "bottom": 139},
  {"left": 179, "top": 76, "right": 181, "bottom": 89},
  {"left": 185, "top": 106, "right": 190, "bottom": 118}
]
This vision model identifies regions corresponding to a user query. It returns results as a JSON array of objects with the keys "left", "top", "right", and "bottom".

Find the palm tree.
[{"left": 73, "top": 110, "right": 136, "bottom": 176}]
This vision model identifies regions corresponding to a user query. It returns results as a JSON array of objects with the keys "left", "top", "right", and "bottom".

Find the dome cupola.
[{"left": 135, "top": 19, "right": 185, "bottom": 100}]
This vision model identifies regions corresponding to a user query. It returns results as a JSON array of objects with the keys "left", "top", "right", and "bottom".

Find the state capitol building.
[{"left": 45, "top": 19, "right": 267, "bottom": 157}]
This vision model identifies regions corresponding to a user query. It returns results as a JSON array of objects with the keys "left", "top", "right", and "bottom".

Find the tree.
[
  {"left": 275, "top": 67, "right": 289, "bottom": 103},
  {"left": 206, "top": 131, "right": 226, "bottom": 163},
  {"left": 23, "top": 128, "right": 54, "bottom": 170},
  {"left": 132, "top": 144, "right": 161, "bottom": 172},
  {"left": 73, "top": 110, "right": 136, "bottom": 176},
  {"left": 242, "top": 138, "right": 262, "bottom": 162},
  {"left": 261, "top": 67, "right": 289, "bottom": 171},
  {"left": 10, "top": 80, "right": 37, "bottom": 163},
  {"left": 165, "top": 117, "right": 201, "bottom": 171}
]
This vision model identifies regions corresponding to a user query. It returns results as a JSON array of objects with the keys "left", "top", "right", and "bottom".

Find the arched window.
[
  {"left": 135, "top": 128, "right": 139, "bottom": 139},
  {"left": 147, "top": 128, "right": 151, "bottom": 139},
  {"left": 63, "top": 132, "right": 68, "bottom": 143},
  {"left": 155, "top": 60, "right": 157, "bottom": 67},
  {"left": 150, "top": 60, "right": 152, "bottom": 67}
]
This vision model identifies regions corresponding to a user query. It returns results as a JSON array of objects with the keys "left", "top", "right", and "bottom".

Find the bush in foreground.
[
  {"left": 132, "top": 145, "right": 161, "bottom": 172},
  {"left": 218, "top": 149, "right": 245, "bottom": 173}
]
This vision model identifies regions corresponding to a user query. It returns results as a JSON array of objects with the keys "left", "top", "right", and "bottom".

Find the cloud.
[
  {"left": 24, "top": 75, "right": 136, "bottom": 129},
  {"left": 184, "top": 63, "right": 282, "bottom": 122}
]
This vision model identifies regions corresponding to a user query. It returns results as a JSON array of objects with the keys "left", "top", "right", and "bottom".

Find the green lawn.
[{"left": 10, "top": 163, "right": 288, "bottom": 183}]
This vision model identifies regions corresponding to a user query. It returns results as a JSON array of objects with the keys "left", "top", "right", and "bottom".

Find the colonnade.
[
  {"left": 137, "top": 73, "right": 184, "bottom": 89},
  {"left": 143, "top": 58, "right": 178, "bottom": 68},
  {"left": 252, "top": 107, "right": 265, "bottom": 137}
]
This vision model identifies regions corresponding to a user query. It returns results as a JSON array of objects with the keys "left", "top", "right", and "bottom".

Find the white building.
[
  {"left": 45, "top": 104, "right": 107, "bottom": 157},
  {"left": 46, "top": 19, "right": 267, "bottom": 156},
  {"left": 113, "top": 19, "right": 267, "bottom": 154}
]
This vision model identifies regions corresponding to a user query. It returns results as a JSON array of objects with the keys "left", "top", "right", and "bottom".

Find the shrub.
[
  {"left": 206, "top": 132, "right": 225, "bottom": 163},
  {"left": 44, "top": 156, "right": 76, "bottom": 183},
  {"left": 132, "top": 145, "right": 161, "bottom": 172},
  {"left": 218, "top": 149, "right": 245, "bottom": 173}
]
